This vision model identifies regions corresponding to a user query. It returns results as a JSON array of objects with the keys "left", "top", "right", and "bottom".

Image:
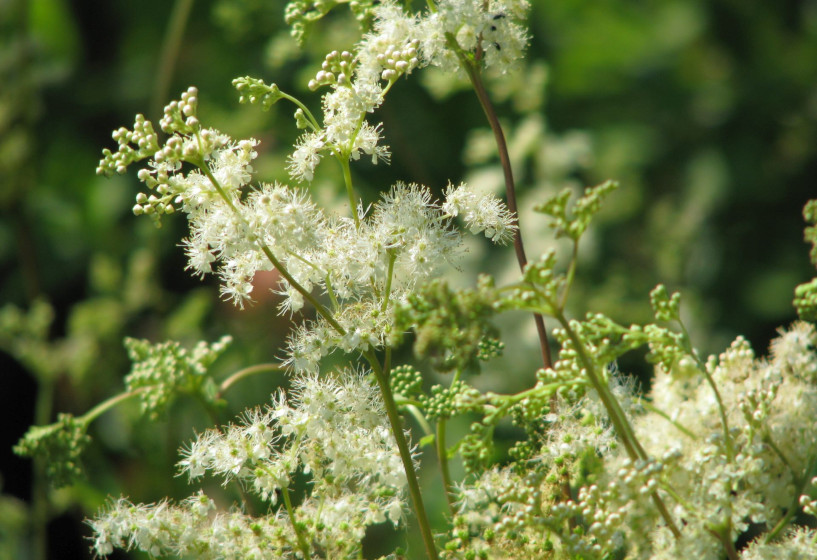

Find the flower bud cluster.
[
  {"left": 389, "top": 364, "right": 423, "bottom": 398},
  {"left": 96, "top": 114, "right": 159, "bottom": 176},
  {"left": 576, "top": 458, "right": 665, "bottom": 552},
  {"left": 423, "top": 381, "right": 485, "bottom": 420},
  {"left": 159, "top": 86, "right": 201, "bottom": 134},
  {"left": 799, "top": 478, "right": 817, "bottom": 516},
  {"left": 377, "top": 40, "right": 420, "bottom": 82},
  {"left": 309, "top": 50, "right": 355, "bottom": 90},
  {"left": 738, "top": 381, "right": 780, "bottom": 440},
  {"left": 92, "top": 372, "right": 410, "bottom": 558},
  {"left": 233, "top": 76, "right": 284, "bottom": 111},
  {"left": 14, "top": 413, "right": 91, "bottom": 487},
  {"left": 123, "top": 336, "right": 232, "bottom": 419}
]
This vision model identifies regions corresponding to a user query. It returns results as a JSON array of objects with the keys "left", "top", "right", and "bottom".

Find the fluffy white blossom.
[
  {"left": 92, "top": 372, "right": 409, "bottom": 558},
  {"left": 442, "top": 181, "right": 517, "bottom": 244},
  {"left": 286, "top": 131, "right": 324, "bottom": 182},
  {"left": 625, "top": 322, "right": 817, "bottom": 555}
]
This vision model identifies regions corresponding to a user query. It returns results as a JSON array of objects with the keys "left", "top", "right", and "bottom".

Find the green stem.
[
  {"left": 485, "top": 380, "right": 588, "bottom": 412},
  {"left": 679, "top": 321, "right": 735, "bottom": 461},
  {"left": 437, "top": 369, "right": 462, "bottom": 517},
  {"left": 708, "top": 527, "right": 739, "bottom": 560},
  {"left": 381, "top": 250, "right": 397, "bottom": 312},
  {"left": 283, "top": 486, "right": 312, "bottom": 558},
  {"left": 404, "top": 404, "right": 434, "bottom": 438},
  {"left": 280, "top": 91, "right": 322, "bottom": 131},
  {"left": 555, "top": 311, "right": 682, "bottom": 539},
  {"left": 559, "top": 241, "right": 580, "bottom": 310},
  {"left": 366, "top": 352, "right": 439, "bottom": 560},
  {"left": 325, "top": 273, "right": 341, "bottom": 311},
  {"left": 217, "top": 363, "right": 285, "bottom": 399},
  {"left": 555, "top": 311, "right": 640, "bottom": 461},
  {"left": 198, "top": 161, "right": 346, "bottom": 336},
  {"left": 436, "top": 417, "right": 456, "bottom": 517},
  {"left": 642, "top": 401, "right": 697, "bottom": 440},
  {"left": 764, "top": 453, "right": 817, "bottom": 543},
  {"left": 763, "top": 432, "right": 797, "bottom": 483}
]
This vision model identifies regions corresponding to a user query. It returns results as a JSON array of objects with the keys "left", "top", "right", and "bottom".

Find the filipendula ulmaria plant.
[
  {"left": 394, "top": 184, "right": 817, "bottom": 558},
  {"left": 16, "top": 1, "right": 817, "bottom": 559},
  {"left": 36, "top": 1, "right": 528, "bottom": 558}
]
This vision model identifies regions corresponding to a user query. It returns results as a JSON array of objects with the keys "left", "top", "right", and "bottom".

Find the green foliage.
[
  {"left": 6, "top": 0, "right": 817, "bottom": 557},
  {"left": 0, "top": 300, "right": 56, "bottom": 378},
  {"left": 14, "top": 413, "right": 91, "bottom": 488},
  {"left": 393, "top": 276, "right": 501, "bottom": 374},
  {"left": 794, "top": 278, "right": 817, "bottom": 322},
  {"left": 124, "top": 336, "right": 232, "bottom": 419},
  {"left": 511, "top": 250, "right": 565, "bottom": 316},
  {"left": 535, "top": 180, "right": 618, "bottom": 241}
]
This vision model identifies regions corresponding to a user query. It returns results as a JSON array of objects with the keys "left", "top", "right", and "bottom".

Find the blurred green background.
[{"left": 1, "top": 0, "right": 816, "bottom": 557}]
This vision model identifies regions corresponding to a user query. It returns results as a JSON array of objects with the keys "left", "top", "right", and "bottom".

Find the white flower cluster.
[
  {"left": 448, "top": 323, "right": 817, "bottom": 559},
  {"left": 107, "top": 81, "right": 519, "bottom": 366},
  {"left": 420, "top": 0, "right": 530, "bottom": 73},
  {"left": 115, "top": 97, "right": 517, "bottom": 366},
  {"left": 91, "top": 372, "right": 408, "bottom": 558},
  {"left": 634, "top": 323, "right": 817, "bottom": 544},
  {"left": 442, "top": 182, "right": 517, "bottom": 244},
  {"left": 286, "top": 0, "right": 530, "bottom": 184}
]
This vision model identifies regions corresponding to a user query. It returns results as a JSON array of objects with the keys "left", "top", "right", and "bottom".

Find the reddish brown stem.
[{"left": 462, "top": 60, "right": 552, "bottom": 369}]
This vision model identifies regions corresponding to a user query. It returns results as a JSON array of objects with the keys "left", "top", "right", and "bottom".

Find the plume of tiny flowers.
[
  {"left": 91, "top": 371, "right": 408, "bottom": 558},
  {"left": 740, "top": 527, "right": 817, "bottom": 560},
  {"left": 88, "top": 492, "right": 216, "bottom": 557},
  {"left": 442, "top": 181, "right": 517, "bottom": 244},
  {"left": 416, "top": 0, "right": 530, "bottom": 73},
  {"left": 288, "top": 3, "right": 420, "bottom": 184},
  {"left": 285, "top": 182, "right": 464, "bottom": 372},
  {"left": 285, "top": 0, "right": 530, "bottom": 184},
  {"left": 620, "top": 322, "right": 817, "bottom": 555},
  {"left": 102, "top": 95, "right": 513, "bottom": 365},
  {"left": 178, "top": 370, "right": 408, "bottom": 506}
]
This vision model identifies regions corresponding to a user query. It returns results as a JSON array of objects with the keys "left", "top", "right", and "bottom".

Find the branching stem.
[
  {"left": 283, "top": 486, "right": 312, "bottom": 558},
  {"left": 555, "top": 310, "right": 682, "bottom": 539},
  {"left": 366, "top": 352, "right": 439, "bottom": 560},
  {"left": 217, "top": 363, "right": 285, "bottom": 399},
  {"left": 446, "top": 33, "right": 552, "bottom": 369}
]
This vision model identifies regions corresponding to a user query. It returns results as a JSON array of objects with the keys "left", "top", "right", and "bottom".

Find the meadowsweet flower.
[
  {"left": 625, "top": 323, "right": 817, "bottom": 554},
  {"left": 287, "top": 131, "right": 324, "bottom": 182},
  {"left": 93, "top": 371, "right": 409, "bottom": 558},
  {"left": 416, "top": 0, "right": 530, "bottom": 73},
  {"left": 740, "top": 527, "right": 817, "bottom": 560},
  {"left": 442, "top": 181, "right": 517, "bottom": 244}
]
